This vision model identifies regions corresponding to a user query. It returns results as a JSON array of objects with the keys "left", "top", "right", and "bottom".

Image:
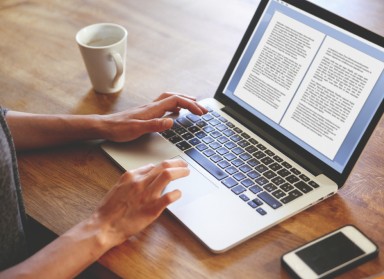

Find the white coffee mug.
[{"left": 76, "top": 23, "right": 127, "bottom": 93}]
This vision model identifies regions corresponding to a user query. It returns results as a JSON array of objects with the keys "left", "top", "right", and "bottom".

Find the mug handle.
[{"left": 110, "top": 51, "right": 124, "bottom": 87}]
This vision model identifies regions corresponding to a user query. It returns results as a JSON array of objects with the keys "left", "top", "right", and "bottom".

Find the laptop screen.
[{"left": 221, "top": 0, "right": 384, "bottom": 173}]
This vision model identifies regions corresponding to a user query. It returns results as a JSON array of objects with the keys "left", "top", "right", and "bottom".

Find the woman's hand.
[
  {"left": 100, "top": 92, "right": 207, "bottom": 142},
  {"left": 93, "top": 158, "right": 189, "bottom": 247}
]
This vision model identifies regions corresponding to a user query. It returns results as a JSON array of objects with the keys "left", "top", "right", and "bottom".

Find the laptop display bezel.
[{"left": 214, "top": 0, "right": 384, "bottom": 187}]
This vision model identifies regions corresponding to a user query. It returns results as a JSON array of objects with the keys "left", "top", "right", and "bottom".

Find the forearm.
[
  {"left": 6, "top": 111, "right": 105, "bottom": 150},
  {"left": 0, "top": 216, "right": 113, "bottom": 279}
]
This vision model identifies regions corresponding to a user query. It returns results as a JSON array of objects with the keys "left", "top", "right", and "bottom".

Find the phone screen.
[{"left": 295, "top": 231, "right": 365, "bottom": 275}]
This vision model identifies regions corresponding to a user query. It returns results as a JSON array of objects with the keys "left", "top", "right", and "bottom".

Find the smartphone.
[{"left": 281, "top": 225, "right": 379, "bottom": 279}]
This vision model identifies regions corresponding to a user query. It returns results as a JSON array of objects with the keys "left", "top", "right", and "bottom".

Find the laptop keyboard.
[{"left": 160, "top": 107, "right": 319, "bottom": 216}]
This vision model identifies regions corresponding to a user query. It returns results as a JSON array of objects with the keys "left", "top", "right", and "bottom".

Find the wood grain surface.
[{"left": 0, "top": 0, "right": 383, "bottom": 278}]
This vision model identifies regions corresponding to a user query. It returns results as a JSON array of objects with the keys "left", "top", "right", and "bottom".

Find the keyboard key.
[
  {"left": 209, "top": 142, "right": 221, "bottom": 149},
  {"left": 203, "top": 126, "right": 214, "bottom": 133},
  {"left": 196, "top": 143, "right": 208, "bottom": 151},
  {"left": 264, "top": 170, "right": 277, "bottom": 179},
  {"left": 309, "top": 181, "right": 319, "bottom": 188},
  {"left": 232, "top": 158, "right": 244, "bottom": 167},
  {"left": 299, "top": 174, "right": 310, "bottom": 182},
  {"left": 277, "top": 168, "right": 291, "bottom": 177},
  {"left": 210, "top": 154, "right": 223, "bottom": 163},
  {"left": 249, "top": 138, "right": 258, "bottom": 145},
  {"left": 225, "top": 166, "right": 238, "bottom": 175},
  {"left": 249, "top": 185, "right": 263, "bottom": 194},
  {"left": 264, "top": 183, "right": 277, "bottom": 192},
  {"left": 241, "top": 132, "right": 250, "bottom": 139},
  {"left": 272, "top": 189, "right": 286, "bottom": 199},
  {"left": 216, "top": 124, "right": 227, "bottom": 131},
  {"left": 294, "top": 181, "right": 313, "bottom": 193},
  {"left": 217, "top": 136, "right": 229, "bottom": 144},
  {"left": 169, "top": 135, "right": 183, "bottom": 144},
  {"left": 271, "top": 176, "right": 285, "bottom": 185},
  {"left": 247, "top": 158, "right": 260, "bottom": 167},
  {"left": 254, "top": 151, "right": 266, "bottom": 159},
  {"left": 218, "top": 116, "right": 228, "bottom": 123},
  {"left": 188, "top": 138, "right": 201, "bottom": 146},
  {"left": 230, "top": 135, "right": 242, "bottom": 142},
  {"left": 241, "top": 178, "right": 254, "bottom": 187},
  {"left": 232, "top": 185, "right": 246, "bottom": 195},
  {"left": 195, "top": 131, "right": 207, "bottom": 139},
  {"left": 239, "top": 194, "right": 250, "bottom": 201},
  {"left": 239, "top": 164, "right": 252, "bottom": 173},
  {"left": 280, "top": 183, "right": 294, "bottom": 192},
  {"left": 256, "top": 207, "right": 267, "bottom": 216},
  {"left": 233, "top": 172, "right": 246, "bottom": 181},
  {"left": 203, "top": 149, "right": 215, "bottom": 157},
  {"left": 222, "top": 177, "right": 238, "bottom": 188},
  {"left": 238, "top": 140, "right": 249, "bottom": 148},
  {"left": 161, "top": 130, "right": 176, "bottom": 138},
  {"left": 273, "top": 155, "right": 283, "bottom": 162},
  {"left": 217, "top": 147, "right": 229, "bottom": 155},
  {"left": 202, "top": 136, "right": 214, "bottom": 144},
  {"left": 186, "top": 148, "right": 228, "bottom": 180},
  {"left": 265, "top": 150, "right": 275, "bottom": 156},
  {"left": 232, "top": 147, "right": 244, "bottom": 155},
  {"left": 224, "top": 153, "right": 236, "bottom": 161},
  {"left": 282, "top": 161, "right": 292, "bottom": 168},
  {"left": 255, "top": 177, "right": 269, "bottom": 186},
  {"left": 291, "top": 168, "right": 301, "bottom": 175},
  {"left": 196, "top": 120, "right": 208, "bottom": 128},
  {"left": 176, "top": 141, "right": 191, "bottom": 151},
  {"left": 280, "top": 189, "right": 303, "bottom": 204},
  {"left": 257, "top": 144, "right": 266, "bottom": 150},
  {"left": 245, "top": 146, "right": 257, "bottom": 153},
  {"left": 258, "top": 192, "right": 282, "bottom": 209},
  {"left": 176, "top": 116, "right": 193, "bottom": 127},
  {"left": 269, "top": 163, "right": 282, "bottom": 171},
  {"left": 186, "top": 113, "right": 201, "bottom": 123},
  {"left": 209, "top": 119, "right": 221, "bottom": 126},
  {"left": 224, "top": 141, "right": 236, "bottom": 149},
  {"left": 286, "top": 175, "right": 300, "bottom": 184},
  {"left": 223, "top": 129, "right": 235, "bottom": 137},
  {"left": 181, "top": 132, "right": 194, "bottom": 140},
  {"left": 247, "top": 170, "right": 261, "bottom": 179},
  {"left": 233, "top": 127, "right": 242, "bottom": 133},
  {"left": 240, "top": 153, "right": 252, "bottom": 161},
  {"left": 260, "top": 157, "right": 274, "bottom": 165},
  {"left": 218, "top": 160, "right": 230, "bottom": 169},
  {"left": 202, "top": 114, "right": 214, "bottom": 121},
  {"left": 188, "top": 126, "right": 200, "bottom": 133},
  {"left": 255, "top": 164, "right": 268, "bottom": 173},
  {"left": 210, "top": 131, "right": 221, "bottom": 138}
]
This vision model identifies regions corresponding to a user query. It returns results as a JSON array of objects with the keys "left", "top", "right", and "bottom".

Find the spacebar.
[{"left": 185, "top": 148, "right": 228, "bottom": 180}]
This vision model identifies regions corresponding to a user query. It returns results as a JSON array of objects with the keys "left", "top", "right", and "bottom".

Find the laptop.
[{"left": 102, "top": 0, "right": 384, "bottom": 253}]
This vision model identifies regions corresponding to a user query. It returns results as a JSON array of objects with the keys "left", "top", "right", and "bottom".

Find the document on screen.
[{"left": 234, "top": 11, "right": 384, "bottom": 159}]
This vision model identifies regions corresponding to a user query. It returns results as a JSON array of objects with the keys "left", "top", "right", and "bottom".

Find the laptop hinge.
[{"left": 222, "top": 106, "right": 322, "bottom": 176}]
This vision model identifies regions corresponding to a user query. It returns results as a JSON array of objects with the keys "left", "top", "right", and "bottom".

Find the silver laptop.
[{"left": 102, "top": 0, "right": 384, "bottom": 253}]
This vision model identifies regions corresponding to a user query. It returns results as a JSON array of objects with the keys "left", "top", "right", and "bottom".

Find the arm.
[
  {"left": 6, "top": 92, "right": 207, "bottom": 150},
  {"left": 0, "top": 159, "right": 188, "bottom": 278}
]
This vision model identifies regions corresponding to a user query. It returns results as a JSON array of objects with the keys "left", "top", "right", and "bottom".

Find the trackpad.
[{"left": 164, "top": 157, "right": 218, "bottom": 210}]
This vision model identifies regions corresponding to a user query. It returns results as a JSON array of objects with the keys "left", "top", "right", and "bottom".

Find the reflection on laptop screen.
[{"left": 223, "top": 0, "right": 384, "bottom": 173}]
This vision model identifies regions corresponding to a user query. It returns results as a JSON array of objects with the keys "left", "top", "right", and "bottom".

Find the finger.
[
  {"left": 131, "top": 163, "right": 156, "bottom": 176},
  {"left": 158, "top": 95, "right": 208, "bottom": 115},
  {"left": 153, "top": 190, "right": 182, "bottom": 211},
  {"left": 146, "top": 166, "right": 190, "bottom": 198},
  {"left": 132, "top": 118, "right": 174, "bottom": 136},
  {"left": 154, "top": 92, "right": 197, "bottom": 102}
]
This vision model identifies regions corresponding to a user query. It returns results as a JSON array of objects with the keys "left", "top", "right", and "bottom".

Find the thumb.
[{"left": 141, "top": 118, "right": 173, "bottom": 133}]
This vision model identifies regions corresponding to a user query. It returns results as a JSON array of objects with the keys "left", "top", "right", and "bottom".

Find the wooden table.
[{"left": 1, "top": 0, "right": 383, "bottom": 278}]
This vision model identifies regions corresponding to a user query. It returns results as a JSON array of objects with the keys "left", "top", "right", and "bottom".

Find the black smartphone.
[{"left": 281, "top": 225, "right": 379, "bottom": 279}]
